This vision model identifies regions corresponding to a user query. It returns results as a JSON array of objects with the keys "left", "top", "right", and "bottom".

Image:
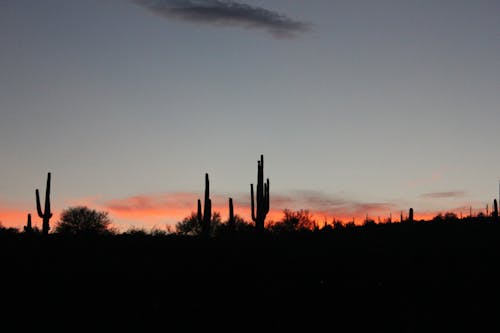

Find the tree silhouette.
[
  {"left": 443, "top": 212, "right": 459, "bottom": 222},
  {"left": 55, "top": 206, "right": 113, "bottom": 235},
  {"left": 176, "top": 211, "right": 222, "bottom": 236}
]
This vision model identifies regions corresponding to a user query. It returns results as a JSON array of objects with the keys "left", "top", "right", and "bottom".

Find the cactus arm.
[
  {"left": 264, "top": 178, "right": 270, "bottom": 215},
  {"left": 36, "top": 189, "right": 43, "bottom": 218},
  {"left": 45, "top": 172, "right": 52, "bottom": 218},
  {"left": 251, "top": 184, "right": 256, "bottom": 222}
]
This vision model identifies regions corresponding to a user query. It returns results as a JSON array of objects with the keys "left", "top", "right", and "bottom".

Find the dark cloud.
[
  {"left": 420, "top": 191, "right": 466, "bottom": 199},
  {"left": 134, "top": 0, "right": 311, "bottom": 38}
]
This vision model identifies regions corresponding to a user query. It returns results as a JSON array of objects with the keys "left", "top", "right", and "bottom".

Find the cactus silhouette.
[
  {"left": 409, "top": 208, "right": 414, "bottom": 223},
  {"left": 251, "top": 155, "right": 269, "bottom": 233},
  {"left": 36, "top": 172, "right": 52, "bottom": 236},
  {"left": 24, "top": 213, "right": 33, "bottom": 234},
  {"left": 228, "top": 197, "right": 235, "bottom": 228},
  {"left": 197, "top": 173, "right": 212, "bottom": 238},
  {"left": 493, "top": 199, "right": 498, "bottom": 219}
]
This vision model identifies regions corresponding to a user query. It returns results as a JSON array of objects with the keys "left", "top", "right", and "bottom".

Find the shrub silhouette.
[
  {"left": 55, "top": 206, "right": 113, "bottom": 235},
  {"left": 270, "top": 209, "right": 315, "bottom": 233},
  {"left": 216, "top": 214, "right": 253, "bottom": 236}
]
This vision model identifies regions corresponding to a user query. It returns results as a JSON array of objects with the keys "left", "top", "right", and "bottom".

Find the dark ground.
[{"left": 1, "top": 221, "right": 500, "bottom": 332}]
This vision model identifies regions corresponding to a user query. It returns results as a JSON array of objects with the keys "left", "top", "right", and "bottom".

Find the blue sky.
[{"left": 1, "top": 0, "right": 499, "bottom": 230}]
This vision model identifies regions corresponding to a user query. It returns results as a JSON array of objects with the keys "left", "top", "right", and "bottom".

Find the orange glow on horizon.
[
  {"left": 1, "top": 193, "right": 490, "bottom": 231},
  {"left": 0, "top": 206, "right": 61, "bottom": 229}
]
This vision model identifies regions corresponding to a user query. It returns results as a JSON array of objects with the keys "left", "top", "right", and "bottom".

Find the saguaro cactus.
[
  {"left": 24, "top": 213, "right": 33, "bottom": 234},
  {"left": 228, "top": 197, "right": 235, "bottom": 228},
  {"left": 251, "top": 155, "right": 269, "bottom": 233},
  {"left": 493, "top": 199, "right": 498, "bottom": 219},
  {"left": 36, "top": 172, "right": 52, "bottom": 236},
  {"left": 409, "top": 208, "right": 414, "bottom": 223},
  {"left": 197, "top": 173, "right": 212, "bottom": 238}
]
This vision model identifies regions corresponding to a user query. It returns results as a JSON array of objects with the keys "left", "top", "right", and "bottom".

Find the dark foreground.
[{"left": 2, "top": 221, "right": 500, "bottom": 332}]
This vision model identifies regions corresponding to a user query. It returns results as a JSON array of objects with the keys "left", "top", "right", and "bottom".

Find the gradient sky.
[{"left": 1, "top": 0, "right": 499, "bottom": 231}]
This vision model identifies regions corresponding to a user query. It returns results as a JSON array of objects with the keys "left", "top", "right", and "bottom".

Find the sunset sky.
[{"left": 1, "top": 0, "right": 499, "bottom": 231}]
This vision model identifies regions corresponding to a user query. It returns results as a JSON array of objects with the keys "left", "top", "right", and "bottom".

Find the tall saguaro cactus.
[
  {"left": 409, "top": 207, "right": 414, "bottom": 223},
  {"left": 251, "top": 155, "right": 269, "bottom": 233},
  {"left": 228, "top": 197, "right": 235, "bottom": 228},
  {"left": 493, "top": 199, "right": 498, "bottom": 220},
  {"left": 36, "top": 172, "right": 52, "bottom": 236},
  {"left": 197, "top": 173, "right": 212, "bottom": 238}
]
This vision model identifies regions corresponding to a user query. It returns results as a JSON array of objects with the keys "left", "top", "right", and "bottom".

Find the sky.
[{"left": 1, "top": 0, "right": 499, "bottom": 231}]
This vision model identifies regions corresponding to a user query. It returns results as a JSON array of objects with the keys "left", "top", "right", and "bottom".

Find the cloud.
[
  {"left": 250, "top": 190, "right": 397, "bottom": 221},
  {"left": 134, "top": 0, "right": 311, "bottom": 38},
  {"left": 420, "top": 191, "right": 466, "bottom": 199}
]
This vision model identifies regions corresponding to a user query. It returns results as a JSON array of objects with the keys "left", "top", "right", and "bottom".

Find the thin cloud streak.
[
  {"left": 420, "top": 191, "right": 466, "bottom": 199},
  {"left": 134, "top": 0, "right": 311, "bottom": 38}
]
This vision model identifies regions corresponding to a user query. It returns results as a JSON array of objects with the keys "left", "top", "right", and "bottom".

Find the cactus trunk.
[
  {"left": 409, "top": 208, "right": 414, "bottom": 223},
  {"left": 36, "top": 172, "right": 52, "bottom": 236},
  {"left": 24, "top": 213, "right": 33, "bottom": 234}
]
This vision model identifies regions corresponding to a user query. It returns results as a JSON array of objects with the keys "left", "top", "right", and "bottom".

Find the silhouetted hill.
[{"left": 1, "top": 220, "right": 500, "bottom": 332}]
